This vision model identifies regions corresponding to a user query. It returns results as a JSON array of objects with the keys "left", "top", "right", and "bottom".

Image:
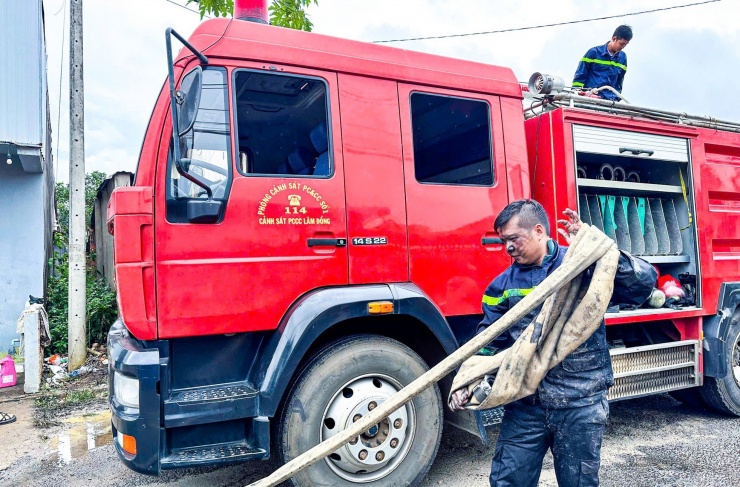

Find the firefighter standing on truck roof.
[
  {"left": 572, "top": 25, "right": 633, "bottom": 100},
  {"left": 449, "top": 199, "right": 656, "bottom": 487}
]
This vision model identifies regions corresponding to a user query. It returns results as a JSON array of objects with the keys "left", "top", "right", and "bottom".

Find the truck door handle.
[
  {"left": 307, "top": 238, "right": 347, "bottom": 247},
  {"left": 482, "top": 237, "right": 503, "bottom": 245},
  {"left": 619, "top": 147, "right": 654, "bottom": 157}
]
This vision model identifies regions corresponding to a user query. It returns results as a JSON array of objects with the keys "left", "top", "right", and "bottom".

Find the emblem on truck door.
[{"left": 256, "top": 182, "right": 332, "bottom": 226}]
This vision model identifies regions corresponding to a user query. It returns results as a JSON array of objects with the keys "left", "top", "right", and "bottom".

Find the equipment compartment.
[{"left": 572, "top": 125, "right": 700, "bottom": 311}]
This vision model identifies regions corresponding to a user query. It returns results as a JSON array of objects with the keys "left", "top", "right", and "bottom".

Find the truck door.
[
  {"left": 339, "top": 74, "right": 409, "bottom": 284},
  {"left": 398, "top": 85, "right": 511, "bottom": 315},
  {"left": 155, "top": 65, "right": 348, "bottom": 339}
]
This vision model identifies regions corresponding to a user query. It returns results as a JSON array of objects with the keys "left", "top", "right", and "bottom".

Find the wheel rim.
[
  {"left": 732, "top": 329, "right": 740, "bottom": 388},
  {"left": 320, "top": 374, "right": 415, "bottom": 482}
]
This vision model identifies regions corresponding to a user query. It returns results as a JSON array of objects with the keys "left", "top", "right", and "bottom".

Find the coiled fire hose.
[
  {"left": 612, "top": 165, "right": 627, "bottom": 182},
  {"left": 599, "top": 163, "right": 615, "bottom": 180},
  {"left": 247, "top": 224, "right": 619, "bottom": 487}
]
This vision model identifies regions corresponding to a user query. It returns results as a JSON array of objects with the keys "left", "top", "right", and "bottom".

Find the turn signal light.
[
  {"left": 120, "top": 433, "right": 137, "bottom": 455},
  {"left": 368, "top": 301, "right": 393, "bottom": 314}
]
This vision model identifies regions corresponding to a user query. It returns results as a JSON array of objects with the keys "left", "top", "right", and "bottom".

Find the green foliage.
[
  {"left": 47, "top": 246, "right": 118, "bottom": 356},
  {"left": 269, "top": 0, "right": 318, "bottom": 32},
  {"left": 192, "top": 0, "right": 318, "bottom": 31},
  {"left": 55, "top": 182, "right": 70, "bottom": 237},
  {"left": 86, "top": 272, "right": 118, "bottom": 347},
  {"left": 47, "top": 252, "right": 70, "bottom": 355},
  {"left": 47, "top": 171, "right": 118, "bottom": 355},
  {"left": 34, "top": 386, "right": 103, "bottom": 427},
  {"left": 54, "top": 170, "right": 107, "bottom": 238},
  {"left": 65, "top": 389, "right": 96, "bottom": 405},
  {"left": 187, "top": 0, "right": 233, "bottom": 18}
]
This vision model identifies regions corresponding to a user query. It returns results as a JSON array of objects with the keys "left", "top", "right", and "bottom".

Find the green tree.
[
  {"left": 189, "top": 0, "right": 318, "bottom": 32},
  {"left": 47, "top": 171, "right": 118, "bottom": 355},
  {"left": 54, "top": 170, "right": 107, "bottom": 239},
  {"left": 268, "top": 0, "right": 318, "bottom": 31}
]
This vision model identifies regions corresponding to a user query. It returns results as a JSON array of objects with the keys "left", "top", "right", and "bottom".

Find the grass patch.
[
  {"left": 66, "top": 389, "right": 96, "bottom": 405},
  {"left": 33, "top": 385, "right": 106, "bottom": 427}
]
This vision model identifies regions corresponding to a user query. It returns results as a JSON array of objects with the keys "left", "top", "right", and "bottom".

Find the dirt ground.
[
  {"left": 0, "top": 354, "right": 109, "bottom": 473},
  {"left": 2, "top": 363, "right": 740, "bottom": 486},
  {"left": 0, "top": 385, "right": 48, "bottom": 472}
]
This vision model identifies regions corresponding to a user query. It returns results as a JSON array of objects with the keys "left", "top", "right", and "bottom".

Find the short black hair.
[
  {"left": 613, "top": 25, "right": 633, "bottom": 41},
  {"left": 494, "top": 199, "right": 550, "bottom": 235}
]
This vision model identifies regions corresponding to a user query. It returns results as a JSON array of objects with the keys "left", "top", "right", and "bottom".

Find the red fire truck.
[{"left": 107, "top": 1, "right": 740, "bottom": 484}]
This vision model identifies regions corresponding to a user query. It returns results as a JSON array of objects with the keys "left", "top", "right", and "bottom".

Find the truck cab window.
[
  {"left": 233, "top": 70, "right": 331, "bottom": 177},
  {"left": 410, "top": 93, "right": 493, "bottom": 185},
  {"left": 167, "top": 67, "right": 231, "bottom": 223}
]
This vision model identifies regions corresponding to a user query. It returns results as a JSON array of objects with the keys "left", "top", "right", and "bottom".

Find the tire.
[
  {"left": 700, "top": 315, "right": 740, "bottom": 416},
  {"left": 277, "top": 334, "right": 443, "bottom": 487}
]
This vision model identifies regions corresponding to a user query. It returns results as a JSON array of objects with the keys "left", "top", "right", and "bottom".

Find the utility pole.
[{"left": 68, "top": 0, "right": 86, "bottom": 371}]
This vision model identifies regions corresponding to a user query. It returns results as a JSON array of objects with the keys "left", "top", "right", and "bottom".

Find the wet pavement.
[
  {"left": 1, "top": 393, "right": 739, "bottom": 486},
  {"left": 51, "top": 411, "right": 113, "bottom": 465}
]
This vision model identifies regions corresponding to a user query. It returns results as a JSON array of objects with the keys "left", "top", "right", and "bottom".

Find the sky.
[{"left": 43, "top": 0, "right": 740, "bottom": 183}]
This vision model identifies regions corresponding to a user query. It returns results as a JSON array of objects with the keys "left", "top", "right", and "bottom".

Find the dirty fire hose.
[{"left": 247, "top": 224, "right": 619, "bottom": 487}]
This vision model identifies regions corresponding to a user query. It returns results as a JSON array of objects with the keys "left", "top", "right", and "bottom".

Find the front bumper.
[{"left": 108, "top": 318, "right": 162, "bottom": 475}]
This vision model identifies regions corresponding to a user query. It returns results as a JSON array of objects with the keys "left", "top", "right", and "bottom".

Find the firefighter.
[
  {"left": 449, "top": 199, "right": 656, "bottom": 487},
  {"left": 572, "top": 25, "right": 632, "bottom": 100}
]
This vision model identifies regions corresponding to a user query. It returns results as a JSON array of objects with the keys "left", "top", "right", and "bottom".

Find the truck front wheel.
[
  {"left": 277, "top": 334, "right": 443, "bottom": 486},
  {"left": 701, "top": 314, "right": 740, "bottom": 416}
]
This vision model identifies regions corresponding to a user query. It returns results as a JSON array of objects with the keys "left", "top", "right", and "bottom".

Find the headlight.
[{"left": 114, "top": 372, "right": 140, "bottom": 408}]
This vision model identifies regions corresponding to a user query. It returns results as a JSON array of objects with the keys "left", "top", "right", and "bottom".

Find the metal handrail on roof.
[{"left": 523, "top": 88, "right": 740, "bottom": 134}]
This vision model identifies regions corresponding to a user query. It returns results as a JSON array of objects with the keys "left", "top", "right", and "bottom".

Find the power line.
[
  {"left": 163, "top": 0, "right": 212, "bottom": 19},
  {"left": 49, "top": 0, "right": 66, "bottom": 16},
  {"left": 373, "top": 0, "right": 721, "bottom": 43}
]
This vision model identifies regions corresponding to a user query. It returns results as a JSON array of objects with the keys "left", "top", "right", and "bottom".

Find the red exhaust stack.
[{"left": 234, "top": 0, "right": 268, "bottom": 24}]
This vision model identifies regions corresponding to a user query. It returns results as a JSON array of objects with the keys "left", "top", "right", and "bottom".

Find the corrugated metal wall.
[{"left": 0, "top": 0, "right": 45, "bottom": 146}]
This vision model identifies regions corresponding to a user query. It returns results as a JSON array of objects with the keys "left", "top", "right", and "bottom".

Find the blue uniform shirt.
[
  {"left": 572, "top": 42, "right": 628, "bottom": 101},
  {"left": 476, "top": 241, "right": 656, "bottom": 408}
]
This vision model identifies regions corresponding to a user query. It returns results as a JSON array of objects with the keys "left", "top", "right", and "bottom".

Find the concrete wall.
[{"left": 0, "top": 162, "right": 48, "bottom": 353}]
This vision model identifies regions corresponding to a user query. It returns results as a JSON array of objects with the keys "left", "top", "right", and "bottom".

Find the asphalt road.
[{"left": 2, "top": 393, "right": 738, "bottom": 486}]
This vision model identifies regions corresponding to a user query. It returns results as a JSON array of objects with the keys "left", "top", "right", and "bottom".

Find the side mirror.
[
  {"left": 187, "top": 199, "right": 223, "bottom": 224},
  {"left": 177, "top": 66, "right": 202, "bottom": 136}
]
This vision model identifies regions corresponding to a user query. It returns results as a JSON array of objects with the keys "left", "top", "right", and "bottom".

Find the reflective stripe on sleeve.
[
  {"left": 572, "top": 81, "right": 585, "bottom": 87},
  {"left": 482, "top": 287, "right": 535, "bottom": 306},
  {"left": 580, "top": 57, "right": 627, "bottom": 71}
]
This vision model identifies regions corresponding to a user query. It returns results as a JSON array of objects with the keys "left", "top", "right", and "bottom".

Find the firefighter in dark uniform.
[
  {"left": 572, "top": 25, "right": 632, "bottom": 100},
  {"left": 449, "top": 199, "right": 656, "bottom": 487}
]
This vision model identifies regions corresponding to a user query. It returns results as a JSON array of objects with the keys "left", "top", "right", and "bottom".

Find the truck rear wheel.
[
  {"left": 277, "top": 334, "right": 443, "bottom": 486},
  {"left": 700, "top": 315, "right": 740, "bottom": 416}
]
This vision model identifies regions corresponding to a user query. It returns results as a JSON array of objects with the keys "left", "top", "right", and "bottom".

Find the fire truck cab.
[{"left": 107, "top": 12, "right": 740, "bottom": 486}]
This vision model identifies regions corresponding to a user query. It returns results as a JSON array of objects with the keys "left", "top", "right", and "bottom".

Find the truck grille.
[{"left": 607, "top": 340, "right": 700, "bottom": 401}]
